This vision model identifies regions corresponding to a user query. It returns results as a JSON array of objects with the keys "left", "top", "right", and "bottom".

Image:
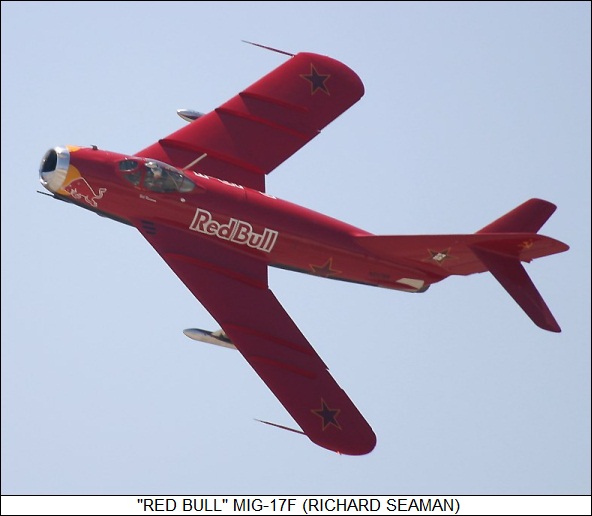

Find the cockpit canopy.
[{"left": 118, "top": 158, "right": 195, "bottom": 193}]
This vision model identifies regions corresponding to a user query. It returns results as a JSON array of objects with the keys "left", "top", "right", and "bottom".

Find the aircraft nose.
[{"left": 39, "top": 146, "right": 70, "bottom": 193}]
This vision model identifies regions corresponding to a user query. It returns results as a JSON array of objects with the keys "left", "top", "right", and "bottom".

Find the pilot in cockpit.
[{"left": 145, "top": 162, "right": 165, "bottom": 190}]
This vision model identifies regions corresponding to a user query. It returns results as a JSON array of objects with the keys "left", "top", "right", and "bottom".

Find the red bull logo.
[
  {"left": 189, "top": 208, "right": 278, "bottom": 253},
  {"left": 63, "top": 178, "right": 106, "bottom": 208}
]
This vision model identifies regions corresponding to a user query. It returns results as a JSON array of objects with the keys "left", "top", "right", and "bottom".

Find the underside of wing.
[
  {"left": 135, "top": 52, "right": 364, "bottom": 191},
  {"left": 134, "top": 219, "right": 376, "bottom": 455}
]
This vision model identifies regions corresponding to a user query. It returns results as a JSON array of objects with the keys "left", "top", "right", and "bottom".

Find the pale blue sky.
[{"left": 2, "top": 1, "right": 590, "bottom": 495}]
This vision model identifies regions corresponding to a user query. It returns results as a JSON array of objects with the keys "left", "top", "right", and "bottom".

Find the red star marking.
[
  {"left": 300, "top": 64, "right": 330, "bottom": 95},
  {"left": 312, "top": 399, "right": 341, "bottom": 431},
  {"left": 428, "top": 248, "right": 451, "bottom": 264},
  {"left": 310, "top": 258, "right": 341, "bottom": 278}
]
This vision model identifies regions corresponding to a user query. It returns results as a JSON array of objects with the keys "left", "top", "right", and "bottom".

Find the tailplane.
[
  {"left": 470, "top": 245, "right": 562, "bottom": 332},
  {"left": 473, "top": 198, "right": 567, "bottom": 332},
  {"left": 355, "top": 199, "right": 569, "bottom": 332}
]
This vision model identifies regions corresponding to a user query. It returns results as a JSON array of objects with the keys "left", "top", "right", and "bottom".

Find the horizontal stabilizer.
[
  {"left": 355, "top": 198, "right": 568, "bottom": 332},
  {"left": 471, "top": 246, "right": 561, "bottom": 332}
]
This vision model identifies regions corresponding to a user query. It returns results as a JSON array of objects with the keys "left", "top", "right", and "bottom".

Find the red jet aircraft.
[{"left": 39, "top": 51, "right": 568, "bottom": 455}]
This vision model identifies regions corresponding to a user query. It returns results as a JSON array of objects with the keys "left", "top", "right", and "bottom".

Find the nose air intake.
[{"left": 39, "top": 146, "right": 70, "bottom": 193}]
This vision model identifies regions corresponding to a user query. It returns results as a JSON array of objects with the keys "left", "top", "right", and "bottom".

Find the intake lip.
[{"left": 39, "top": 146, "right": 70, "bottom": 193}]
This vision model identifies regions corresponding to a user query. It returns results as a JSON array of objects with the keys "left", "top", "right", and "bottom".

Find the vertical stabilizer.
[
  {"left": 478, "top": 198, "right": 557, "bottom": 234},
  {"left": 473, "top": 198, "right": 567, "bottom": 332}
]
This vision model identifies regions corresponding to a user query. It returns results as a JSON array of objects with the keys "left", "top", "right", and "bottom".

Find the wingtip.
[
  {"left": 311, "top": 429, "right": 377, "bottom": 456},
  {"left": 539, "top": 318, "right": 562, "bottom": 333}
]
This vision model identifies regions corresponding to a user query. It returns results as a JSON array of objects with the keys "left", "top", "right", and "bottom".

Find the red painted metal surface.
[{"left": 40, "top": 52, "right": 568, "bottom": 455}]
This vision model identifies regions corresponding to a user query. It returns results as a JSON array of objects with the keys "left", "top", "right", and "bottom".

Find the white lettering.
[
  {"left": 189, "top": 209, "right": 210, "bottom": 231},
  {"left": 218, "top": 179, "right": 244, "bottom": 189},
  {"left": 189, "top": 208, "right": 278, "bottom": 253}
]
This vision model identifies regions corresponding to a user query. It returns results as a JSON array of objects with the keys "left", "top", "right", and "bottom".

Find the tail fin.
[
  {"left": 473, "top": 199, "right": 567, "bottom": 332},
  {"left": 477, "top": 198, "right": 557, "bottom": 234},
  {"left": 470, "top": 245, "right": 562, "bottom": 332},
  {"left": 355, "top": 199, "right": 569, "bottom": 332}
]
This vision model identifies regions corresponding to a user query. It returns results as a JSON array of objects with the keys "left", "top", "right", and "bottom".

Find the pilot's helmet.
[{"left": 146, "top": 162, "right": 162, "bottom": 177}]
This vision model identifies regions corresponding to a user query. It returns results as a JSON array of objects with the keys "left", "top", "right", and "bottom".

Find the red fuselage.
[
  {"left": 48, "top": 146, "right": 434, "bottom": 293},
  {"left": 38, "top": 49, "right": 568, "bottom": 456}
]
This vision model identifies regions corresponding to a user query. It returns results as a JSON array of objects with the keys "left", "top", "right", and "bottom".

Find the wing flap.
[{"left": 135, "top": 220, "right": 376, "bottom": 455}]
